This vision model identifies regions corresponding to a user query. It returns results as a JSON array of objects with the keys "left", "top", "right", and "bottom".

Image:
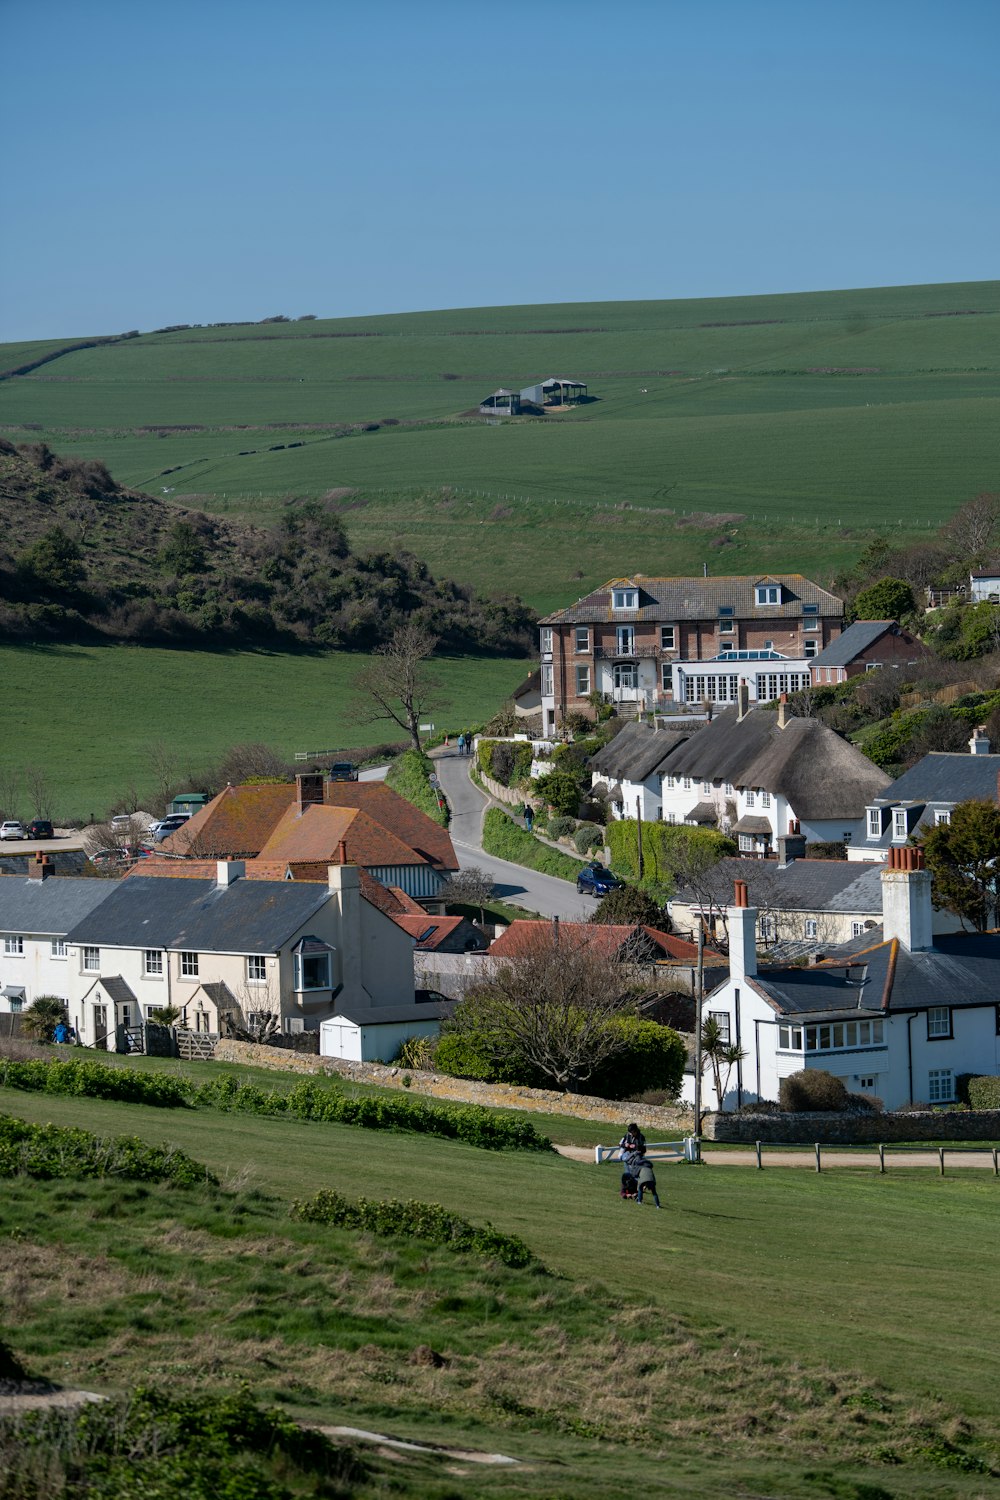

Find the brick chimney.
[
  {"left": 30, "top": 852, "right": 53, "bottom": 882},
  {"left": 737, "top": 680, "right": 750, "bottom": 722},
  {"left": 776, "top": 826, "right": 806, "bottom": 866},
  {"left": 777, "top": 693, "right": 789, "bottom": 730},
  {"left": 729, "top": 877, "right": 757, "bottom": 979},
  {"left": 296, "top": 772, "right": 324, "bottom": 816},
  {"left": 880, "top": 845, "right": 933, "bottom": 951}
]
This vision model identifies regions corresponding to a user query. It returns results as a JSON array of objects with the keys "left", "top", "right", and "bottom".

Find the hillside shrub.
[
  {"left": 477, "top": 738, "right": 532, "bottom": 787},
  {"left": 965, "top": 1075, "right": 1000, "bottom": 1109},
  {"left": 385, "top": 748, "right": 447, "bottom": 826},
  {"left": 481, "top": 807, "right": 585, "bottom": 881},
  {"left": 572, "top": 821, "right": 604, "bottom": 854},
  {"left": 534, "top": 764, "right": 587, "bottom": 816},
  {"left": 292, "top": 1189, "right": 540, "bottom": 1269},
  {"left": 547, "top": 815, "right": 577, "bottom": 840},
  {"left": 779, "top": 1070, "right": 849, "bottom": 1112},
  {"left": 607, "top": 820, "right": 736, "bottom": 896},
  {"left": 435, "top": 1030, "right": 546, "bottom": 1088},
  {"left": 0, "top": 1387, "right": 363, "bottom": 1499},
  {"left": 589, "top": 1019, "right": 686, "bottom": 1101},
  {"left": 0, "top": 1113, "right": 215, "bottom": 1186},
  {"left": 0, "top": 1057, "right": 191, "bottom": 1108}
]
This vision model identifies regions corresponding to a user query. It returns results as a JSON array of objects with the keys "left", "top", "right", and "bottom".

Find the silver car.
[{"left": 0, "top": 821, "right": 26, "bottom": 840}]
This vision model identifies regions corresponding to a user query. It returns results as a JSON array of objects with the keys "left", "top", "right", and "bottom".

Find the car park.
[
  {"left": 576, "top": 862, "right": 624, "bottom": 897},
  {"left": 0, "top": 821, "right": 26, "bottom": 841},
  {"left": 150, "top": 814, "right": 190, "bottom": 842},
  {"left": 26, "top": 819, "right": 54, "bottom": 840}
]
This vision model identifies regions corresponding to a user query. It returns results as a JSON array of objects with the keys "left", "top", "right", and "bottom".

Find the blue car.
[{"left": 576, "top": 862, "right": 624, "bottom": 897}]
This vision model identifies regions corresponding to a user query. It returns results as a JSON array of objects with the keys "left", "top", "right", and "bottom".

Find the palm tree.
[
  {"left": 20, "top": 996, "right": 69, "bottom": 1044},
  {"left": 700, "top": 1016, "right": 746, "bottom": 1108}
]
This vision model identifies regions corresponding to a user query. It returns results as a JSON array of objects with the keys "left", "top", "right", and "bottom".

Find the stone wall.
[
  {"left": 477, "top": 769, "right": 525, "bottom": 808},
  {"left": 703, "top": 1109, "right": 1000, "bottom": 1143},
  {"left": 213, "top": 1038, "right": 691, "bottom": 1133}
]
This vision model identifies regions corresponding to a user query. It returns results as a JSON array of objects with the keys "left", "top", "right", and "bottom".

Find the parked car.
[
  {"left": 26, "top": 819, "right": 54, "bottom": 840},
  {"left": 150, "top": 814, "right": 190, "bottom": 843},
  {"left": 576, "top": 862, "right": 624, "bottom": 897},
  {"left": 0, "top": 821, "right": 26, "bottom": 841},
  {"left": 328, "top": 762, "right": 359, "bottom": 782}
]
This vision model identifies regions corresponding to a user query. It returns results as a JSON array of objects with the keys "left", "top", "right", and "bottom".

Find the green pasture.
[
  {"left": 2, "top": 1071, "right": 999, "bottom": 1498},
  {"left": 0, "top": 642, "right": 527, "bottom": 820},
  {"left": 2, "top": 281, "right": 998, "bottom": 615}
]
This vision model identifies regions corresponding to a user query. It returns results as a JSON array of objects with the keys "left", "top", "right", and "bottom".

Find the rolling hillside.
[{"left": 3, "top": 281, "right": 998, "bottom": 613}]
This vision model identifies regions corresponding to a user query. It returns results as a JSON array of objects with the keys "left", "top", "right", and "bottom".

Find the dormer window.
[
  {"left": 867, "top": 808, "right": 881, "bottom": 839},
  {"left": 612, "top": 588, "right": 638, "bottom": 611},
  {"left": 892, "top": 808, "right": 908, "bottom": 842},
  {"left": 755, "top": 585, "right": 781, "bottom": 606}
]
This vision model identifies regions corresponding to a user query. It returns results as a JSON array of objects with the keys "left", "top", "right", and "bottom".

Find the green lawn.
[
  {"left": 3, "top": 281, "right": 998, "bottom": 614},
  {"left": 1, "top": 642, "right": 528, "bottom": 820}
]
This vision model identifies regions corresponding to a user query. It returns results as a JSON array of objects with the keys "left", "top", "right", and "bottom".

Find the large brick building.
[{"left": 538, "top": 574, "right": 843, "bottom": 731}]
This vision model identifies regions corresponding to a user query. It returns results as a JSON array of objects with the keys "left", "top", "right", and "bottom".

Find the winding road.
[{"left": 433, "top": 749, "right": 593, "bottom": 921}]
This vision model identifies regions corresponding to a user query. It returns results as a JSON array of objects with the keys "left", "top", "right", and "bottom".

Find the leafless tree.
[
  {"left": 144, "top": 739, "right": 179, "bottom": 817},
  {"left": 941, "top": 492, "right": 1000, "bottom": 564},
  {"left": 23, "top": 765, "right": 55, "bottom": 821},
  {"left": 451, "top": 928, "right": 645, "bottom": 1092},
  {"left": 217, "top": 742, "right": 290, "bottom": 785},
  {"left": 440, "top": 865, "right": 496, "bottom": 924},
  {"left": 355, "top": 623, "right": 439, "bottom": 753},
  {"left": 0, "top": 767, "right": 21, "bottom": 822}
]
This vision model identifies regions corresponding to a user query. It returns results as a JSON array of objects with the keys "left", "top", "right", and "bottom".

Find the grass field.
[
  {"left": 2, "top": 1056, "right": 999, "bottom": 1497},
  {"left": 3, "top": 281, "right": 998, "bottom": 613},
  {"left": 0, "top": 642, "right": 528, "bottom": 820}
]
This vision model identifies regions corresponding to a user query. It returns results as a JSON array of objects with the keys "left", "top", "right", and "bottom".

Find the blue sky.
[{"left": 3, "top": 0, "right": 997, "bottom": 339}]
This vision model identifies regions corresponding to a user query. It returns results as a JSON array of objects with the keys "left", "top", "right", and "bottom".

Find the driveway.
[{"left": 433, "top": 749, "right": 592, "bottom": 921}]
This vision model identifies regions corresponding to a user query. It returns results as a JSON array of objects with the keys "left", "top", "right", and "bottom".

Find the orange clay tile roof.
[
  {"left": 161, "top": 779, "right": 457, "bottom": 870},
  {"left": 125, "top": 857, "right": 426, "bottom": 921},
  {"left": 488, "top": 921, "right": 721, "bottom": 962},
  {"left": 391, "top": 914, "right": 469, "bottom": 950},
  {"left": 258, "top": 804, "right": 427, "bottom": 869}
]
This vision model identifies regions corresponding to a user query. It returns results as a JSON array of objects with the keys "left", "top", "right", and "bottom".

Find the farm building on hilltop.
[
  {"left": 520, "top": 377, "right": 588, "bottom": 408},
  {"left": 479, "top": 388, "right": 522, "bottom": 416}
]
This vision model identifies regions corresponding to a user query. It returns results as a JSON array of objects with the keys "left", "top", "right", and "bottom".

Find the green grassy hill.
[
  {"left": 3, "top": 281, "right": 998, "bottom": 612},
  {"left": 2, "top": 1053, "right": 999, "bottom": 1498}
]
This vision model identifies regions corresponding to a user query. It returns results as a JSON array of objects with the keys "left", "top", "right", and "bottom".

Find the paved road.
[
  {"left": 0, "top": 831, "right": 85, "bottom": 854},
  {"left": 433, "top": 749, "right": 592, "bottom": 921},
  {"left": 358, "top": 766, "right": 388, "bottom": 782}
]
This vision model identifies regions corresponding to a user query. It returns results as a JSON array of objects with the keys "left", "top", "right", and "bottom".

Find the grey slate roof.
[
  {"left": 588, "top": 722, "right": 693, "bottom": 784},
  {"left": 0, "top": 851, "right": 89, "bottom": 877},
  {"left": 330, "top": 1001, "right": 453, "bottom": 1026},
  {"left": 809, "top": 620, "right": 895, "bottom": 668},
  {"left": 872, "top": 752, "right": 1000, "bottom": 808},
  {"left": 673, "top": 857, "right": 886, "bottom": 914},
  {"left": 744, "top": 930, "right": 1000, "bottom": 1018},
  {"left": 658, "top": 708, "right": 891, "bottom": 820},
  {"left": 0, "top": 875, "right": 116, "bottom": 936},
  {"left": 541, "top": 574, "right": 843, "bottom": 626},
  {"left": 67, "top": 875, "right": 333, "bottom": 954},
  {"left": 98, "top": 976, "right": 138, "bottom": 1006}
]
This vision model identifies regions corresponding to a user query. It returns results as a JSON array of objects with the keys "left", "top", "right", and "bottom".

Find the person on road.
[{"left": 457, "top": 733, "right": 466, "bottom": 756}]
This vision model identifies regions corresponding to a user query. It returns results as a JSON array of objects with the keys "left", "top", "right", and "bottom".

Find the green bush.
[
  {"left": 589, "top": 1019, "right": 686, "bottom": 1101},
  {"left": 435, "top": 1029, "right": 546, "bottom": 1088},
  {"left": 606, "top": 820, "right": 736, "bottom": 895},
  {"left": 547, "top": 815, "right": 577, "bottom": 840},
  {"left": 0, "top": 1057, "right": 191, "bottom": 1108},
  {"left": 385, "top": 748, "right": 448, "bottom": 826},
  {"left": 572, "top": 821, "right": 603, "bottom": 854},
  {"left": 0, "top": 1387, "right": 364, "bottom": 1499},
  {"left": 779, "top": 1069, "right": 849, "bottom": 1112},
  {"left": 292, "top": 1189, "right": 540, "bottom": 1269},
  {"left": 534, "top": 764, "right": 586, "bottom": 816},
  {"left": 482, "top": 807, "right": 585, "bottom": 881},
  {"left": 966, "top": 1075, "right": 1000, "bottom": 1109},
  {"left": 0, "top": 1112, "right": 215, "bottom": 1186},
  {"left": 476, "top": 738, "right": 532, "bottom": 787}
]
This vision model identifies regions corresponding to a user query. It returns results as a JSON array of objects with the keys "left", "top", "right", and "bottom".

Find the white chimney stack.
[
  {"left": 728, "top": 878, "right": 758, "bottom": 979},
  {"left": 328, "top": 862, "right": 362, "bottom": 999},
  {"left": 216, "top": 860, "right": 245, "bottom": 887},
  {"left": 969, "top": 726, "right": 990, "bottom": 755},
  {"left": 880, "top": 846, "right": 933, "bottom": 951}
]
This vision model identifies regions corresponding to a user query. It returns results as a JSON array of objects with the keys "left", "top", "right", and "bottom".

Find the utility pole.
[
  {"left": 692, "top": 919, "right": 705, "bottom": 1160},
  {"left": 636, "top": 797, "right": 644, "bottom": 880}
]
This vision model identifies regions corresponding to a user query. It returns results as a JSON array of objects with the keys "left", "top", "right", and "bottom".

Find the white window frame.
[
  {"left": 83, "top": 945, "right": 100, "bottom": 972},
  {"left": 804, "top": 919, "right": 818, "bottom": 939},
  {"left": 180, "top": 951, "right": 199, "bottom": 978},
  {"left": 745, "top": 790, "right": 755, "bottom": 808},
  {"left": 294, "top": 950, "right": 332, "bottom": 992},
  {"left": 660, "top": 624, "right": 676, "bottom": 651},
  {"left": 927, "top": 1006, "right": 951, "bottom": 1040},
  {"left": 723, "top": 782, "right": 734, "bottom": 796},
  {"left": 778, "top": 1024, "right": 804, "bottom": 1050},
  {"left": 760, "top": 790, "right": 771, "bottom": 808},
  {"left": 892, "top": 809, "right": 908, "bottom": 841},
  {"left": 755, "top": 585, "right": 780, "bottom": 606},
  {"left": 143, "top": 950, "right": 164, "bottom": 977},
  {"left": 708, "top": 1010, "right": 731, "bottom": 1043},
  {"left": 664, "top": 775, "right": 676, "bottom": 789},
  {"left": 851, "top": 921, "right": 865, "bottom": 938},
  {"left": 611, "top": 589, "right": 638, "bottom": 611},
  {"left": 575, "top": 665, "right": 591, "bottom": 696},
  {"left": 574, "top": 627, "right": 590, "bottom": 652},
  {"left": 682, "top": 777, "right": 692, "bottom": 791},
  {"left": 928, "top": 1068, "right": 954, "bottom": 1103},
  {"left": 701, "top": 781, "right": 712, "bottom": 795},
  {"left": 51, "top": 939, "right": 68, "bottom": 959},
  {"left": 867, "top": 808, "right": 881, "bottom": 839},
  {"left": 541, "top": 663, "right": 554, "bottom": 697},
  {"left": 540, "top": 627, "right": 553, "bottom": 654},
  {"left": 246, "top": 954, "right": 268, "bottom": 985},
  {"left": 804, "top": 640, "right": 818, "bottom": 658},
  {"left": 4, "top": 935, "right": 24, "bottom": 956},
  {"left": 661, "top": 663, "right": 672, "bottom": 692},
  {"left": 935, "top": 809, "right": 951, "bottom": 826},
  {"left": 805, "top": 1019, "right": 885, "bottom": 1051}
]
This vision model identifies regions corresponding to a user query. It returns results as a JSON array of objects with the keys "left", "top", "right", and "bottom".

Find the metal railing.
[
  {"left": 732, "top": 1140, "right": 1000, "bottom": 1173},
  {"left": 595, "top": 1140, "right": 695, "bottom": 1165}
]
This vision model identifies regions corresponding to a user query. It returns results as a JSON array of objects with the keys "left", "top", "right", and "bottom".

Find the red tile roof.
[
  {"left": 391, "top": 914, "right": 469, "bottom": 950},
  {"left": 258, "top": 803, "right": 425, "bottom": 870},
  {"left": 322, "top": 783, "right": 457, "bottom": 871},
  {"left": 488, "top": 920, "right": 720, "bottom": 962}
]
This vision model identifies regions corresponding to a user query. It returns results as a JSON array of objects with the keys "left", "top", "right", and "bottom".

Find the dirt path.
[{"left": 552, "top": 1143, "right": 999, "bottom": 1170}]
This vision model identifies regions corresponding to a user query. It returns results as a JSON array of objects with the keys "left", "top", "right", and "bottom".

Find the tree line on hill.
[{"left": 0, "top": 439, "right": 535, "bottom": 655}]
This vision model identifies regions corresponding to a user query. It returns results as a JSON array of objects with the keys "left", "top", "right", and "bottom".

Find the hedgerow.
[
  {"left": 292, "top": 1189, "right": 540, "bottom": 1269},
  {"left": 482, "top": 807, "right": 585, "bottom": 881},
  {"left": 0, "top": 1113, "right": 215, "bottom": 1186},
  {"left": 0, "top": 1056, "right": 550, "bottom": 1152},
  {"left": 385, "top": 748, "right": 448, "bottom": 826}
]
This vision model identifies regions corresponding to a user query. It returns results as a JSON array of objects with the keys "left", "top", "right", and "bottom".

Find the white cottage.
[
  {"left": 701, "top": 848, "right": 1000, "bottom": 1112},
  {"left": 0, "top": 862, "right": 115, "bottom": 1013}
]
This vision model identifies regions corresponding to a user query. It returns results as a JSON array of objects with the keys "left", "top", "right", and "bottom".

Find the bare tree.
[
  {"left": 451, "top": 928, "right": 644, "bottom": 1092},
  {"left": 0, "top": 767, "right": 21, "bottom": 822},
  {"left": 355, "top": 623, "right": 439, "bottom": 753},
  {"left": 144, "top": 739, "right": 179, "bottom": 817},
  {"left": 217, "top": 742, "right": 290, "bottom": 785},
  {"left": 440, "top": 865, "right": 496, "bottom": 924},
  {"left": 941, "top": 493, "right": 1000, "bottom": 564},
  {"left": 23, "top": 765, "right": 55, "bottom": 821}
]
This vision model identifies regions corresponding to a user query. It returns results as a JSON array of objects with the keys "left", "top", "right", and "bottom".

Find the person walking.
[
  {"left": 457, "top": 733, "right": 465, "bottom": 757},
  {"left": 523, "top": 803, "right": 534, "bottom": 832},
  {"left": 635, "top": 1153, "right": 661, "bottom": 1209}
]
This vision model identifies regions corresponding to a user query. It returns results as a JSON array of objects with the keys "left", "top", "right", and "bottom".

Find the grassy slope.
[
  {"left": 0, "top": 643, "right": 528, "bottom": 820},
  {"left": 2, "top": 281, "right": 998, "bottom": 613},
  {"left": 2, "top": 1075, "right": 998, "bottom": 1440}
]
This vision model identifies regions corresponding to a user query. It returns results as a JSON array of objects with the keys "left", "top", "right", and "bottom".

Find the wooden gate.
[{"left": 175, "top": 1028, "right": 219, "bottom": 1060}]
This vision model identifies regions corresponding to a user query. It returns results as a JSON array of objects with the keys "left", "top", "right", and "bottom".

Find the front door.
[
  {"left": 93, "top": 1002, "right": 108, "bottom": 1048},
  {"left": 613, "top": 663, "right": 638, "bottom": 691}
]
